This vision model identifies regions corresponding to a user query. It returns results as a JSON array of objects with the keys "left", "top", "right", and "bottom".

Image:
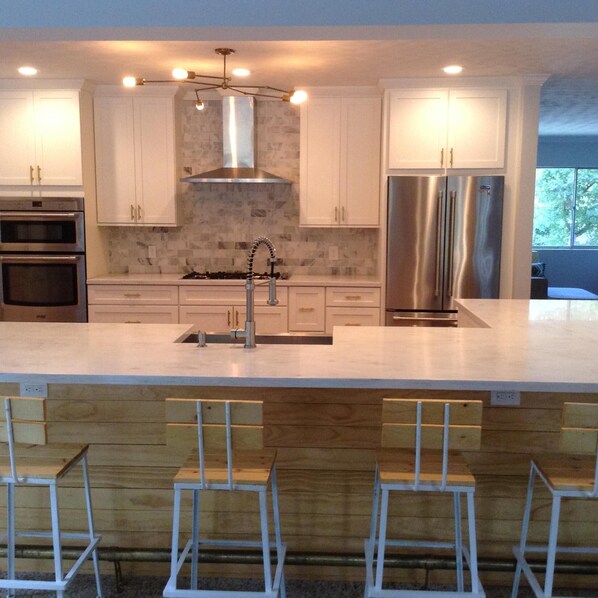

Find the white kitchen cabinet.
[
  {"left": 324, "top": 286, "right": 381, "bottom": 333},
  {"left": 288, "top": 287, "right": 326, "bottom": 332},
  {"left": 0, "top": 89, "right": 82, "bottom": 186},
  {"left": 87, "top": 284, "right": 179, "bottom": 323},
  {"left": 300, "top": 96, "right": 381, "bottom": 227},
  {"left": 94, "top": 89, "right": 180, "bottom": 226},
  {"left": 387, "top": 88, "right": 507, "bottom": 170},
  {"left": 179, "top": 286, "right": 289, "bottom": 334}
]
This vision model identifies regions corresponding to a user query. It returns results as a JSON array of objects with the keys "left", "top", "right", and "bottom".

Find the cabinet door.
[
  {"left": 387, "top": 90, "right": 448, "bottom": 170},
  {"left": 134, "top": 96, "right": 177, "bottom": 225},
  {"left": 33, "top": 90, "right": 82, "bottom": 185},
  {"left": 95, "top": 96, "right": 137, "bottom": 224},
  {"left": 447, "top": 89, "right": 507, "bottom": 169},
  {"left": 179, "top": 305, "right": 233, "bottom": 331},
  {"left": 341, "top": 98, "right": 381, "bottom": 226},
  {"left": 288, "top": 287, "right": 326, "bottom": 332},
  {"left": 299, "top": 98, "right": 341, "bottom": 226},
  {"left": 0, "top": 91, "right": 35, "bottom": 185}
]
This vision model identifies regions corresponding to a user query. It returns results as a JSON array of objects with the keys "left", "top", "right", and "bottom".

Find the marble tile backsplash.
[{"left": 106, "top": 99, "right": 379, "bottom": 277}]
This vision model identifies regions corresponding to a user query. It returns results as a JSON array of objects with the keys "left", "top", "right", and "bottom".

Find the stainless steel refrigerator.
[{"left": 385, "top": 175, "right": 504, "bottom": 326}]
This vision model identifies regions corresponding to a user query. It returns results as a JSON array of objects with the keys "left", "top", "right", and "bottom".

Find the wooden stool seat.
[
  {"left": 174, "top": 449, "right": 277, "bottom": 486},
  {"left": 0, "top": 443, "right": 88, "bottom": 480},
  {"left": 0, "top": 396, "right": 102, "bottom": 597},
  {"left": 512, "top": 402, "right": 598, "bottom": 597},
  {"left": 377, "top": 448, "right": 476, "bottom": 488}
]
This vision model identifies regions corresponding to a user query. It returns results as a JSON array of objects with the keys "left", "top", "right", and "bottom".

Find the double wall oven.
[{"left": 0, "top": 197, "right": 87, "bottom": 322}]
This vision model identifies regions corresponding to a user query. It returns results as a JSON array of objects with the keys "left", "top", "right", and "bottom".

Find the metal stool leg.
[
  {"left": 454, "top": 491, "right": 464, "bottom": 592},
  {"left": 374, "top": 487, "right": 390, "bottom": 592},
  {"left": 259, "top": 488, "right": 273, "bottom": 594},
  {"left": 466, "top": 491, "right": 481, "bottom": 594},
  {"left": 271, "top": 466, "right": 285, "bottom": 598},
  {"left": 191, "top": 489, "right": 200, "bottom": 590},
  {"left": 7, "top": 482, "right": 16, "bottom": 598},
  {"left": 82, "top": 455, "right": 103, "bottom": 598},
  {"left": 544, "top": 494, "right": 562, "bottom": 597},
  {"left": 169, "top": 486, "right": 182, "bottom": 591},
  {"left": 49, "top": 482, "right": 64, "bottom": 598},
  {"left": 512, "top": 464, "right": 537, "bottom": 598}
]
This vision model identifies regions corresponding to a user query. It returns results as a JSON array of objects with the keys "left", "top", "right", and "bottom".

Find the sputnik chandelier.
[{"left": 123, "top": 47, "right": 307, "bottom": 110}]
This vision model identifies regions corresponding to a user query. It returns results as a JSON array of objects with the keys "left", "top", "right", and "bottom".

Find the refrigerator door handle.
[
  {"left": 447, "top": 190, "right": 457, "bottom": 297},
  {"left": 434, "top": 190, "right": 443, "bottom": 296}
]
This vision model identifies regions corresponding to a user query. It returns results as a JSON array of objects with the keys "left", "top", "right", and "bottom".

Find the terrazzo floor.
[{"left": 5, "top": 574, "right": 598, "bottom": 597}]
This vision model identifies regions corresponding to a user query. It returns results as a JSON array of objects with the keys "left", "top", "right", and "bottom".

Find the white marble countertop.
[
  {"left": 0, "top": 299, "right": 597, "bottom": 392},
  {"left": 87, "top": 273, "right": 381, "bottom": 287}
]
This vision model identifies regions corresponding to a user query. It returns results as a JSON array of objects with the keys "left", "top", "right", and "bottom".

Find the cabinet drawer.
[
  {"left": 180, "top": 305, "right": 288, "bottom": 334},
  {"left": 88, "top": 305, "right": 179, "bottom": 323},
  {"left": 180, "top": 285, "right": 288, "bottom": 307},
  {"left": 325, "top": 287, "right": 380, "bottom": 307},
  {"left": 325, "top": 307, "right": 381, "bottom": 333},
  {"left": 88, "top": 285, "right": 178, "bottom": 305},
  {"left": 288, "top": 287, "right": 326, "bottom": 332}
]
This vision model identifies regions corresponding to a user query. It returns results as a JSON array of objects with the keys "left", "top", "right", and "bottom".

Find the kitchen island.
[{"left": 1, "top": 299, "right": 597, "bottom": 587}]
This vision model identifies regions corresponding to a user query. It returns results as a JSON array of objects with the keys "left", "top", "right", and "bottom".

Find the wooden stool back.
[
  {"left": 560, "top": 402, "right": 598, "bottom": 495},
  {"left": 0, "top": 396, "right": 47, "bottom": 482},
  {"left": 382, "top": 397, "right": 482, "bottom": 489},
  {"left": 166, "top": 398, "right": 263, "bottom": 488}
]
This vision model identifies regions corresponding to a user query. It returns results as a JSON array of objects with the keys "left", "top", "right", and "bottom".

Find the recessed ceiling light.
[
  {"left": 443, "top": 65, "right": 463, "bottom": 75},
  {"left": 18, "top": 66, "right": 38, "bottom": 76},
  {"left": 232, "top": 68, "right": 250, "bottom": 77}
]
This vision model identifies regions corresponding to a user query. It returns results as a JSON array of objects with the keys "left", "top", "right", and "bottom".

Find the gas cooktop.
[{"left": 181, "top": 271, "right": 288, "bottom": 280}]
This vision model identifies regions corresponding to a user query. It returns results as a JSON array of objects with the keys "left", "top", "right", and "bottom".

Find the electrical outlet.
[
  {"left": 490, "top": 390, "right": 520, "bottom": 406},
  {"left": 147, "top": 245, "right": 157, "bottom": 259},
  {"left": 328, "top": 246, "right": 339, "bottom": 261},
  {"left": 20, "top": 382, "right": 48, "bottom": 398}
]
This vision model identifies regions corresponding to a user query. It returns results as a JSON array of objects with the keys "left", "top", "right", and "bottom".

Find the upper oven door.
[{"left": 0, "top": 211, "right": 85, "bottom": 253}]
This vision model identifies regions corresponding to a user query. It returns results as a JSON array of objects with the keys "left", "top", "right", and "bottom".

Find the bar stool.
[
  {"left": 512, "top": 402, "right": 598, "bottom": 597},
  {"left": 163, "top": 398, "right": 286, "bottom": 598},
  {"left": 0, "top": 396, "right": 102, "bottom": 597},
  {"left": 364, "top": 397, "right": 485, "bottom": 597}
]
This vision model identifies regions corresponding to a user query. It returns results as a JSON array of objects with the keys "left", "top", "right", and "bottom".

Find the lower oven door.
[{"left": 0, "top": 254, "right": 87, "bottom": 322}]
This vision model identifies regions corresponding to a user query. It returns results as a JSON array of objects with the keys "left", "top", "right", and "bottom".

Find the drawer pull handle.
[
  {"left": 124, "top": 293, "right": 141, "bottom": 298},
  {"left": 344, "top": 323, "right": 361, "bottom": 326},
  {"left": 125, "top": 320, "right": 142, "bottom": 324},
  {"left": 299, "top": 307, "right": 315, "bottom": 312},
  {"left": 345, "top": 295, "right": 362, "bottom": 300}
]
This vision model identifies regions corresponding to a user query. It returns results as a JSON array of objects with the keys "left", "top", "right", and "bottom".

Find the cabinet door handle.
[
  {"left": 123, "top": 293, "right": 141, "bottom": 298},
  {"left": 334, "top": 206, "right": 339, "bottom": 222},
  {"left": 130, "top": 205, "right": 135, "bottom": 220},
  {"left": 37, "top": 165, "right": 42, "bottom": 183},
  {"left": 235, "top": 310, "right": 239, "bottom": 327},
  {"left": 299, "top": 307, "right": 315, "bottom": 312},
  {"left": 440, "top": 148, "right": 444, "bottom": 168},
  {"left": 227, "top": 310, "right": 231, "bottom": 326},
  {"left": 137, "top": 205, "right": 142, "bottom": 220},
  {"left": 30, "top": 165, "right": 35, "bottom": 184},
  {"left": 449, "top": 147, "right": 454, "bottom": 168}
]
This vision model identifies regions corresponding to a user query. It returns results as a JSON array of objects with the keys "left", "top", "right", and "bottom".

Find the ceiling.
[{"left": 2, "top": 30, "right": 598, "bottom": 137}]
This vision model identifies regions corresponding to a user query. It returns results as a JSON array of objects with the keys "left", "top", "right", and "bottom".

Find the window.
[{"left": 533, "top": 168, "right": 598, "bottom": 247}]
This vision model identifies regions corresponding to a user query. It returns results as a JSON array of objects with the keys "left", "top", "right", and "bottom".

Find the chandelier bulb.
[
  {"left": 123, "top": 76, "right": 144, "bottom": 88},
  {"left": 195, "top": 99, "right": 205, "bottom": 111},
  {"left": 289, "top": 89, "right": 308, "bottom": 105}
]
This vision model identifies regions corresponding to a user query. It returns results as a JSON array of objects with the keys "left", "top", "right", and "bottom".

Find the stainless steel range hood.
[{"left": 180, "top": 96, "right": 291, "bottom": 184}]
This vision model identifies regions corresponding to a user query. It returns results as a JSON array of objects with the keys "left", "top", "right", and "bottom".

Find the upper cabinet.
[
  {"left": 300, "top": 95, "right": 381, "bottom": 227},
  {"left": 94, "top": 88, "right": 180, "bottom": 226},
  {"left": 0, "top": 89, "right": 82, "bottom": 186},
  {"left": 387, "top": 88, "right": 507, "bottom": 171}
]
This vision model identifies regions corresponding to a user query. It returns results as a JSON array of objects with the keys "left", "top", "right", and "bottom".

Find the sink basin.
[{"left": 178, "top": 332, "right": 333, "bottom": 345}]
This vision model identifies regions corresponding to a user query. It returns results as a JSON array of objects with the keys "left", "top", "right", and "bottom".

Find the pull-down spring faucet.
[{"left": 231, "top": 236, "right": 278, "bottom": 348}]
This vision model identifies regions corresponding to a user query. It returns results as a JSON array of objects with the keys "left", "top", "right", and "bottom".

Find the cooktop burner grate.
[{"left": 181, "top": 271, "right": 287, "bottom": 280}]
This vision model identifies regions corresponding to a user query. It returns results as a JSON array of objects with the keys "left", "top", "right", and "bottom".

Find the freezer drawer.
[{"left": 385, "top": 311, "right": 457, "bottom": 327}]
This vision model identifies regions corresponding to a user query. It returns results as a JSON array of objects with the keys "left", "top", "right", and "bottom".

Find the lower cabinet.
[
  {"left": 325, "top": 286, "right": 381, "bottom": 333},
  {"left": 87, "top": 284, "right": 179, "bottom": 323},
  {"left": 178, "top": 286, "right": 289, "bottom": 334},
  {"left": 288, "top": 287, "right": 326, "bottom": 332},
  {"left": 325, "top": 307, "right": 381, "bottom": 333}
]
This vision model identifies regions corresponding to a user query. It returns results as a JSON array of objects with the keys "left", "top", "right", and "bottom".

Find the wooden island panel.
[{"left": 1, "top": 381, "right": 598, "bottom": 588}]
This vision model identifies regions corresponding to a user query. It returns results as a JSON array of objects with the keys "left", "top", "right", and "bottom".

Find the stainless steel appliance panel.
[
  {"left": 0, "top": 254, "right": 87, "bottom": 322},
  {"left": 386, "top": 176, "right": 446, "bottom": 312},
  {"left": 385, "top": 311, "right": 458, "bottom": 327},
  {"left": 444, "top": 176, "right": 504, "bottom": 310}
]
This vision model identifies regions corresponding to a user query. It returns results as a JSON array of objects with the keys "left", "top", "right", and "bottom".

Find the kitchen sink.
[{"left": 177, "top": 332, "right": 333, "bottom": 345}]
